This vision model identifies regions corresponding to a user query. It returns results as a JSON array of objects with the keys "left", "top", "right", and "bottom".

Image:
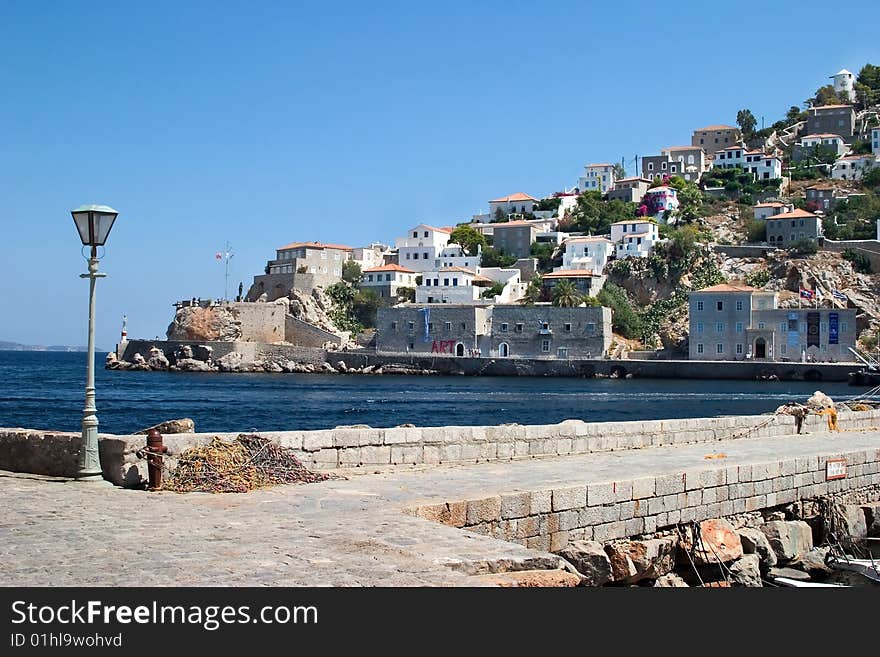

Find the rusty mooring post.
[{"left": 145, "top": 429, "right": 168, "bottom": 490}]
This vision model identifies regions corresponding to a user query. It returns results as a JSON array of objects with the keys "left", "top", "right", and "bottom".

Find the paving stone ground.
[{"left": 2, "top": 428, "right": 878, "bottom": 586}]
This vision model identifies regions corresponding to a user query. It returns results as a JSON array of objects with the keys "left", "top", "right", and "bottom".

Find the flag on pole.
[
  {"left": 799, "top": 288, "right": 813, "bottom": 300},
  {"left": 215, "top": 251, "right": 223, "bottom": 262},
  {"left": 831, "top": 289, "right": 848, "bottom": 301},
  {"left": 815, "top": 287, "right": 823, "bottom": 308}
]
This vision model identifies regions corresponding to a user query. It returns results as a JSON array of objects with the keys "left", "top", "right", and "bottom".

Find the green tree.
[
  {"left": 480, "top": 281, "right": 505, "bottom": 299},
  {"left": 533, "top": 197, "right": 562, "bottom": 213},
  {"left": 521, "top": 273, "right": 544, "bottom": 305},
  {"left": 675, "top": 181, "right": 704, "bottom": 223},
  {"left": 792, "top": 238, "right": 818, "bottom": 255},
  {"left": 529, "top": 242, "right": 556, "bottom": 273},
  {"left": 612, "top": 163, "right": 627, "bottom": 181},
  {"left": 492, "top": 207, "right": 508, "bottom": 223},
  {"left": 745, "top": 219, "right": 767, "bottom": 243},
  {"left": 786, "top": 105, "right": 806, "bottom": 123},
  {"left": 855, "top": 63, "right": 880, "bottom": 108},
  {"left": 861, "top": 167, "right": 880, "bottom": 191},
  {"left": 597, "top": 283, "right": 642, "bottom": 339},
  {"left": 550, "top": 279, "right": 582, "bottom": 307},
  {"left": 396, "top": 286, "right": 415, "bottom": 303},
  {"left": 342, "top": 260, "right": 362, "bottom": 285},
  {"left": 843, "top": 249, "right": 872, "bottom": 274},
  {"left": 570, "top": 191, "right": 637, "bottom": 234},
  {"left": 448, "top": 224, "right": 487, "bottom": 256},
  {"left": 736, "top": 109, "right": 757, "bottom": 141},
  {"left": 481, "top": 246, "right": 517, "bottom": 268},
  {"left": 811, "top": 84, "right": 845, "bottom": 107},
  {"left": 352, "top": 289, "right": 383, "bottom": 328}
]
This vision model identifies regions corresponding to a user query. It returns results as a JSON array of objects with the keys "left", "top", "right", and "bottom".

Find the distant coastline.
[{"left": 0, "top": 340, "right": 103, "bottom": 353}]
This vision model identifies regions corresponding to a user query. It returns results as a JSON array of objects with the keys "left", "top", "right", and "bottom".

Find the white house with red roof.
[
  {"left": 360, "top": 263, "right": 418, "bottom": 300},
  {"left": 394, "top": 223, "right": 453, "bottom": 272},
  {"left": 488, "top": 192, "right": 538, "bottom": 220},
  {"left": 832, "top": 154, "right": 876, "bottom": 180},
  {"left": 577, "top": 163, "right": 616, "bottom": 193},
  {"left": 796, "top": 133, "right": 848, "bottom": 158},
  {"left": 561, "top": 236, "right": 613, "bottom": 272}
]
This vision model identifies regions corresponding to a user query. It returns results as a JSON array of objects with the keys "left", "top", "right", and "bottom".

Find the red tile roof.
[
  {"left": 585, "top": 163, "right": 614, "bottom": 168},
  {"left": 769, "top": 209, "right": 816, "bottom": 220},
  {"left": 695, "top": 125, "right": 738, "bottom": 132},
  {"left": 278, "top": 241, "right": 353, "bottom": 251},
  {"left": 489, "top": 192, "right": 538, "bottom": 203},
  {"left": 754, "top": 202, "right": 786, "bottom": 208},
  {"left": 800, "top": 133, "right": 844, "bottom": 140},
  {"left": 363, "top": 264, "right": 415, "bottom": 274},
  {"left": 419, "top": 224, "right": 453, "bottom": 234}
]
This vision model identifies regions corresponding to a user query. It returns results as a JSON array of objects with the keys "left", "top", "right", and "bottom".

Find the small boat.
[
  {"left": 848, "top": 369, "right": 880, "bottom": 386},
  {"left": 827, "top": 556, "right": 880, "bottom": 583},
  {"left": 772, "top": 576, "right": 849, "bottom": 588}
]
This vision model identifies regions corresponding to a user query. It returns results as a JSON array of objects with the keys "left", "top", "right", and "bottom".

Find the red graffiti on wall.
[{"left": 431, "top": 340, "right": 457, "bottom": 354}]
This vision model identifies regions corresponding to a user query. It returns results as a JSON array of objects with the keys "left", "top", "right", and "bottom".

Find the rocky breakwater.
[
  {"left": 107, "top": 348, "right": 441, "bottom": 376},
  {"left": 552, "top": 500, "right": 879, "bottom": 587}
]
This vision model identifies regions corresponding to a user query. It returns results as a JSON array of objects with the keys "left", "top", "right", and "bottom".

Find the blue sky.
[{"left": 1, "top": 0, "right": 877, "bottom": 349}]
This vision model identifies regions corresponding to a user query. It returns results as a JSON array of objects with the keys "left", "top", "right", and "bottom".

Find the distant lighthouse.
[
  {"left": 830, "top": 68, "right": 855, "bottom": 103},
  {"left": 120, "top": 314, "right": 128, "bottom": 342}
]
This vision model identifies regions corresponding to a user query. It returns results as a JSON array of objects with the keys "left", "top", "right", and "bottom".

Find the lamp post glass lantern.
[{"left": 71, "top": 204, "right": 119, "bottom": 481}]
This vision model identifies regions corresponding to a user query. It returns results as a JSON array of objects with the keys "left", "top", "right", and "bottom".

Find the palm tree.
[{"left": 551, "top": 279, "right": 582, "bottom": 307}]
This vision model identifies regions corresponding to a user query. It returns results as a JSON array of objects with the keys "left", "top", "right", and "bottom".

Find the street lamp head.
[{"left": 71, "top": 204, "right": 119, "bottom": 247}]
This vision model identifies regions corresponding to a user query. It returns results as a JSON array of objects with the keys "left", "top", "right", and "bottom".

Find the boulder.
[
  {"left": 729, "top": 554, "right": 763, "bottom": 587},
  {"left": 835, "top": 504, "right": 867, "bottom": 540},
  {"left": 321, "top": 362, "right": 337, "bottom": 373},
  {"left": 147, "top": 347, "right": 170, "bottom": 370},
  {"left": 174, "top": 345, "right": 194, "bottom": 361},
  {"left": 105, "top": 352, "right": 118, "bottom": 364},
  {"left": 336, "top": 360, "right": 348, "bottom": 372},
  {"left": 192, "top": 344, "right": 214, "bottom": 362},
  {"left": 604, "top": 538, "right": 676, "bottom": 584},
  {"left": 737, "top": 527, "right": 778, "bottom": 570},
  {"left": 791, "top": 547, "right": 832, "bottom": 577},
  {"left": 132, "top": 353, "right": 146, "bottom": 364},
  {"left": 216, "top": 351, "right": 243, "bottom": 372},
  {"left": 469, "top": 569, "right": 581, "bottom": 588},
  {"left": 653, "top": 573, "right": 689, "bottom": 587},
  {"left": 862, "top": 502, "right": 880, "bottom": 538},
  {"left": 760, "top": 520, "right": 813, "bottom": 561},
  {"left": 679, "top": 519, "right": 743, "bottom": 565},
  {"left": 136, "top": 418, "right": 195, "bottom": 435},
  {"left": 263, "top": 361, "right": 283, "bottom": 373},
  {"left": 557, "top": 541, "right": 613, "bottom": 587},
  {"left": 769, "top": 566, "right": 811, "bottom": 582},
  {"left": 805, "top": 390, "right": 834, "bottom": 410},
  {"left": 173, "top": 358, "right": 214, "bottom": 372}
]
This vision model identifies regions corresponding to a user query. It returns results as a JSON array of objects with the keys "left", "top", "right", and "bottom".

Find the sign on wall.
[
  {"left": 825, "top": 458, "right": 847, "bottom": 480},
  {"left": 829, "top": 312, "right": 839, "bottom": 345}
]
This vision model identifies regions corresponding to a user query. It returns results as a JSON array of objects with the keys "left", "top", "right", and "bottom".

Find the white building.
[
  {"left": 712, "top": 145, "right": 746, "bottom": 169},
  {"left": 360, "top": 264, "right": 417, "bottom": 300},
  {"left": 610, "top": 220, "right": 659, "bottom": 258},
  {"left": 577, "top": 163, "right": 616, "bottom": 193},
  {"left": 561, "top": 236, "right": 613, "bottom": 272},
  {"left": 488, "top": 192, "right": 538, "bottom": 220},
  {"left": 352, "top": 243, "right": 391, "bottom": 271},
  {"left": 745, "top": 152, "right": 783, "bottom": 180},
  {"left": 437, "top": 243, "right": 481, "bottom": 270},
  {"left": 872, "top": 127, "right": 880, "bottom": 156},
  {"left": 753, "top": 202, "right": 792, "bottom": 221},
  {"left": 642, "top": 186, "right": 680, "bottom": 220},
  {"left": 830, "top": 68, "right": 855, "bottom": 103},
  {"left": 798, "top": 133, "right": 848, "bottom": 157},
  {"left": 832, "top": 154, "right": 876, "bottom": 180},
  {"left": 395, "top": 224, "right": 452, "bottom": 272}
]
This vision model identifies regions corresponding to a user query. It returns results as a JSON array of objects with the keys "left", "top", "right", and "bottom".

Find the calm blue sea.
[{"left": 0, "top": 351, "right": 866, "bottom": 435}]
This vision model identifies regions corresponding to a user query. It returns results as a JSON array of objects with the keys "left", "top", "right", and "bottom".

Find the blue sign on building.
[{"left": 829, "top": 312, "right": 839, "bottom": 345}]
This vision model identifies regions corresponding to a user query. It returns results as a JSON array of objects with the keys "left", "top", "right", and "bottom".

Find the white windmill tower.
[{"left": 830, "top": 68, "right": 855, "bottom": 103}]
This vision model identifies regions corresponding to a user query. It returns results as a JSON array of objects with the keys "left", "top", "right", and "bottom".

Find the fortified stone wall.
[
  {"left": 410, "top": 451, "right": 880, "bottom": 552},
  {"left": 285, "top": 316, "right": 341, "bottom": 347},
  {"left": 4, "top": 409, "right": 879, "bottom": 486}
]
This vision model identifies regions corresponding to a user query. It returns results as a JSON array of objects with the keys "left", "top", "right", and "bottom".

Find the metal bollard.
[{"left": 145, "top": 429, "right": 168, "bottom": 490}]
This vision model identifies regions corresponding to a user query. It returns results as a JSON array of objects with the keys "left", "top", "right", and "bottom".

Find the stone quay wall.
[
  {"left": 411, "top": 451, "right": 880, "bottom": 553},
  {"left": 3, "top": 409, "right": 879, "bottom": 487}
]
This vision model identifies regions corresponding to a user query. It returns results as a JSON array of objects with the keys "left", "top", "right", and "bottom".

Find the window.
[
  {"left": 541, "top": 339, "right": 551, "bottom": 353},
  {"left": 427, "top": 323, "right": 434, "bottom": 331},
  {"left": 841, "top": 322, "right": 848, "bottom": 332},
  {"left": 541, "top": 322, "right": 550, "bottom": 330},
  {"left": 501, "top": 322, "right": 509, "bottom": 332},
  {"left": 781, "top": 344, "right": 787, "bottom": 354},
  {"left": 412, "top": 231, "right": 418, "bottom": 238},
  {"left": 407, "top": 321, "right": 415, "bottom": 330},
  {"left": 391, "top": 321, "right": 398, "bottom": 330},
  {"left": 648, "top": 163, "right": 654, "bottom": 171},
  {"left": 367, "top": 274, "right": 374, "bottom": 282},
  {"left": 788, "top": 318, "right": 798, "bottom": 331},
  {"left": 385, "top": 274, "right": 392, "bottom": 282},
  {"left": 586, "top": 322, "right": 595, "bottom": 333},
  {"left": 716, "top": 343, "right": 724, "bottom": 354},
  {"left": 444, "top": 321, "right": 451, "bottom": 331},
  {"left": 452, "top": 278, "right": 458, "bottom": 287},
  {"left": 515, "top": 323, "right": 524, "bottom": 333},
  {"left": 697, "top": 301, "right": 704, "bottom": 311},
  {"left": 758, "top": 322, "right": 765, "bottom": 329},
  {"left": 716, "top": 322, "right": 724, "bottom": 333},
  {"left": 425, "top": 279, "right": 431, "bottom": 286},
  {"left": 780, "top": 322, "right": 786, "bottom": 332},
  {"left": 736, "top": 344, "right": 743, "bottom": 355},
  {"left": 408, "top": 342, "right": 414, "bottom": 350},
  {"left": 736, "top": 322, "right": 743, "bottom": 333},
  {"left": 443, "top": 278, "right": 449, "bottom": 286},
  {"left": 697, "top": 322, "right": 704, "bottom": 333},
  {"left": 736, "top": 300, "right": 743, "bottom": 311},
  {"left": 433, "top": 278, "right": 439, "bottom": 286},
  {"left": 697, "top": 343, "right": 704, "bottom": 354},
  {"left": 423, "top": 231, "right": 429, "bottom": 238},
  {"left": 461, "top": 323, "right": 466, "bottom": 331},
  {"left": 564, "top": 323, "right": 572, "bottom": 332},
  {"left": 423, "top": 252, "right": 429, "bottom": 260},
  {"left": 321, "top": 251, "right": 327, "bottom": 259},
  {"left": 716, "top": 301, "right": 723, "bottom": 311},
  {"left": 405, "top": 253, "right": 410, "bottom": 260}
]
